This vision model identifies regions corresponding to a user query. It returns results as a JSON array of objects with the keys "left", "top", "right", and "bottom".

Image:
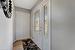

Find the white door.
[
  {"left": 33, "top": 2, "right": 50, "bottom": 50},
  {"left": 40, "top": 3, "right": 49, "bottom": 50}
]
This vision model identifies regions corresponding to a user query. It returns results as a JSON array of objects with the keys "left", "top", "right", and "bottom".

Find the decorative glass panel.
[
  {"left": 44, "top": 5, "right": 48, "bottom": 34},
  {"left": 34, "top": 10, "right": 40, "bottom": 31}
]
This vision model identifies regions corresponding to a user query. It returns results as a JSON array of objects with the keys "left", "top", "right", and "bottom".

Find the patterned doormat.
[
  {"left": 22, "top": 39, "right": 41, "bottom": 50},
  {"left": 13, "top": 39, "right": 41, "bottom": 50}
]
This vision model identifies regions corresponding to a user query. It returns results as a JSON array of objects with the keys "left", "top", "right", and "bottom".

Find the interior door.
[{"left": 33, "top": 2, "right": 49, "bottom": 50}]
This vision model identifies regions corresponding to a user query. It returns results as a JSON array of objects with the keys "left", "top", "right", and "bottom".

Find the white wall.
[
  {"left": 0, "top": 1, "right": 14, "bottom": 49},
  {"left": 52, "top": 0, "right": 75, "bottom": 50},
  {"left": 15, "top": 7, "right": 31, "bottom": 40},
  {"left": 13, "top": 6, "right": 16, "bottom": 42},
  {"left": 0, "top": 8, "right": 13, "bottom": 50}
]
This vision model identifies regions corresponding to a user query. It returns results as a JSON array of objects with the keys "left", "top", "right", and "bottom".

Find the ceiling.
[{"left": 14, "top": 0, "right": 38, "bottom": 9}]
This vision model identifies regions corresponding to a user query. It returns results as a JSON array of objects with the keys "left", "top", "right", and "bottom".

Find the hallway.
[
  {"left": 1, "top": 0, "right": 75, "bottom": 50},
  {"left": 0, "top": 0, "right": 50, "bottom": 50},
  {"left": 12, "top": 0, "right": 50, "bottom": 50}
]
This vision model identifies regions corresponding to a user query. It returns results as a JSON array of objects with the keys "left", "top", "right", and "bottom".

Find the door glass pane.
[
  {"left": 44, "top": 5, "right": 48, "bottom": 35},
  {"left": 34, "top": 10, "right": 40, "bottom": 31}
]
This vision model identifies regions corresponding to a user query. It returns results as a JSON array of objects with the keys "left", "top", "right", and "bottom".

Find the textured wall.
[{"left": 0, "top": 8, "right": 13, "bottom": 50}]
